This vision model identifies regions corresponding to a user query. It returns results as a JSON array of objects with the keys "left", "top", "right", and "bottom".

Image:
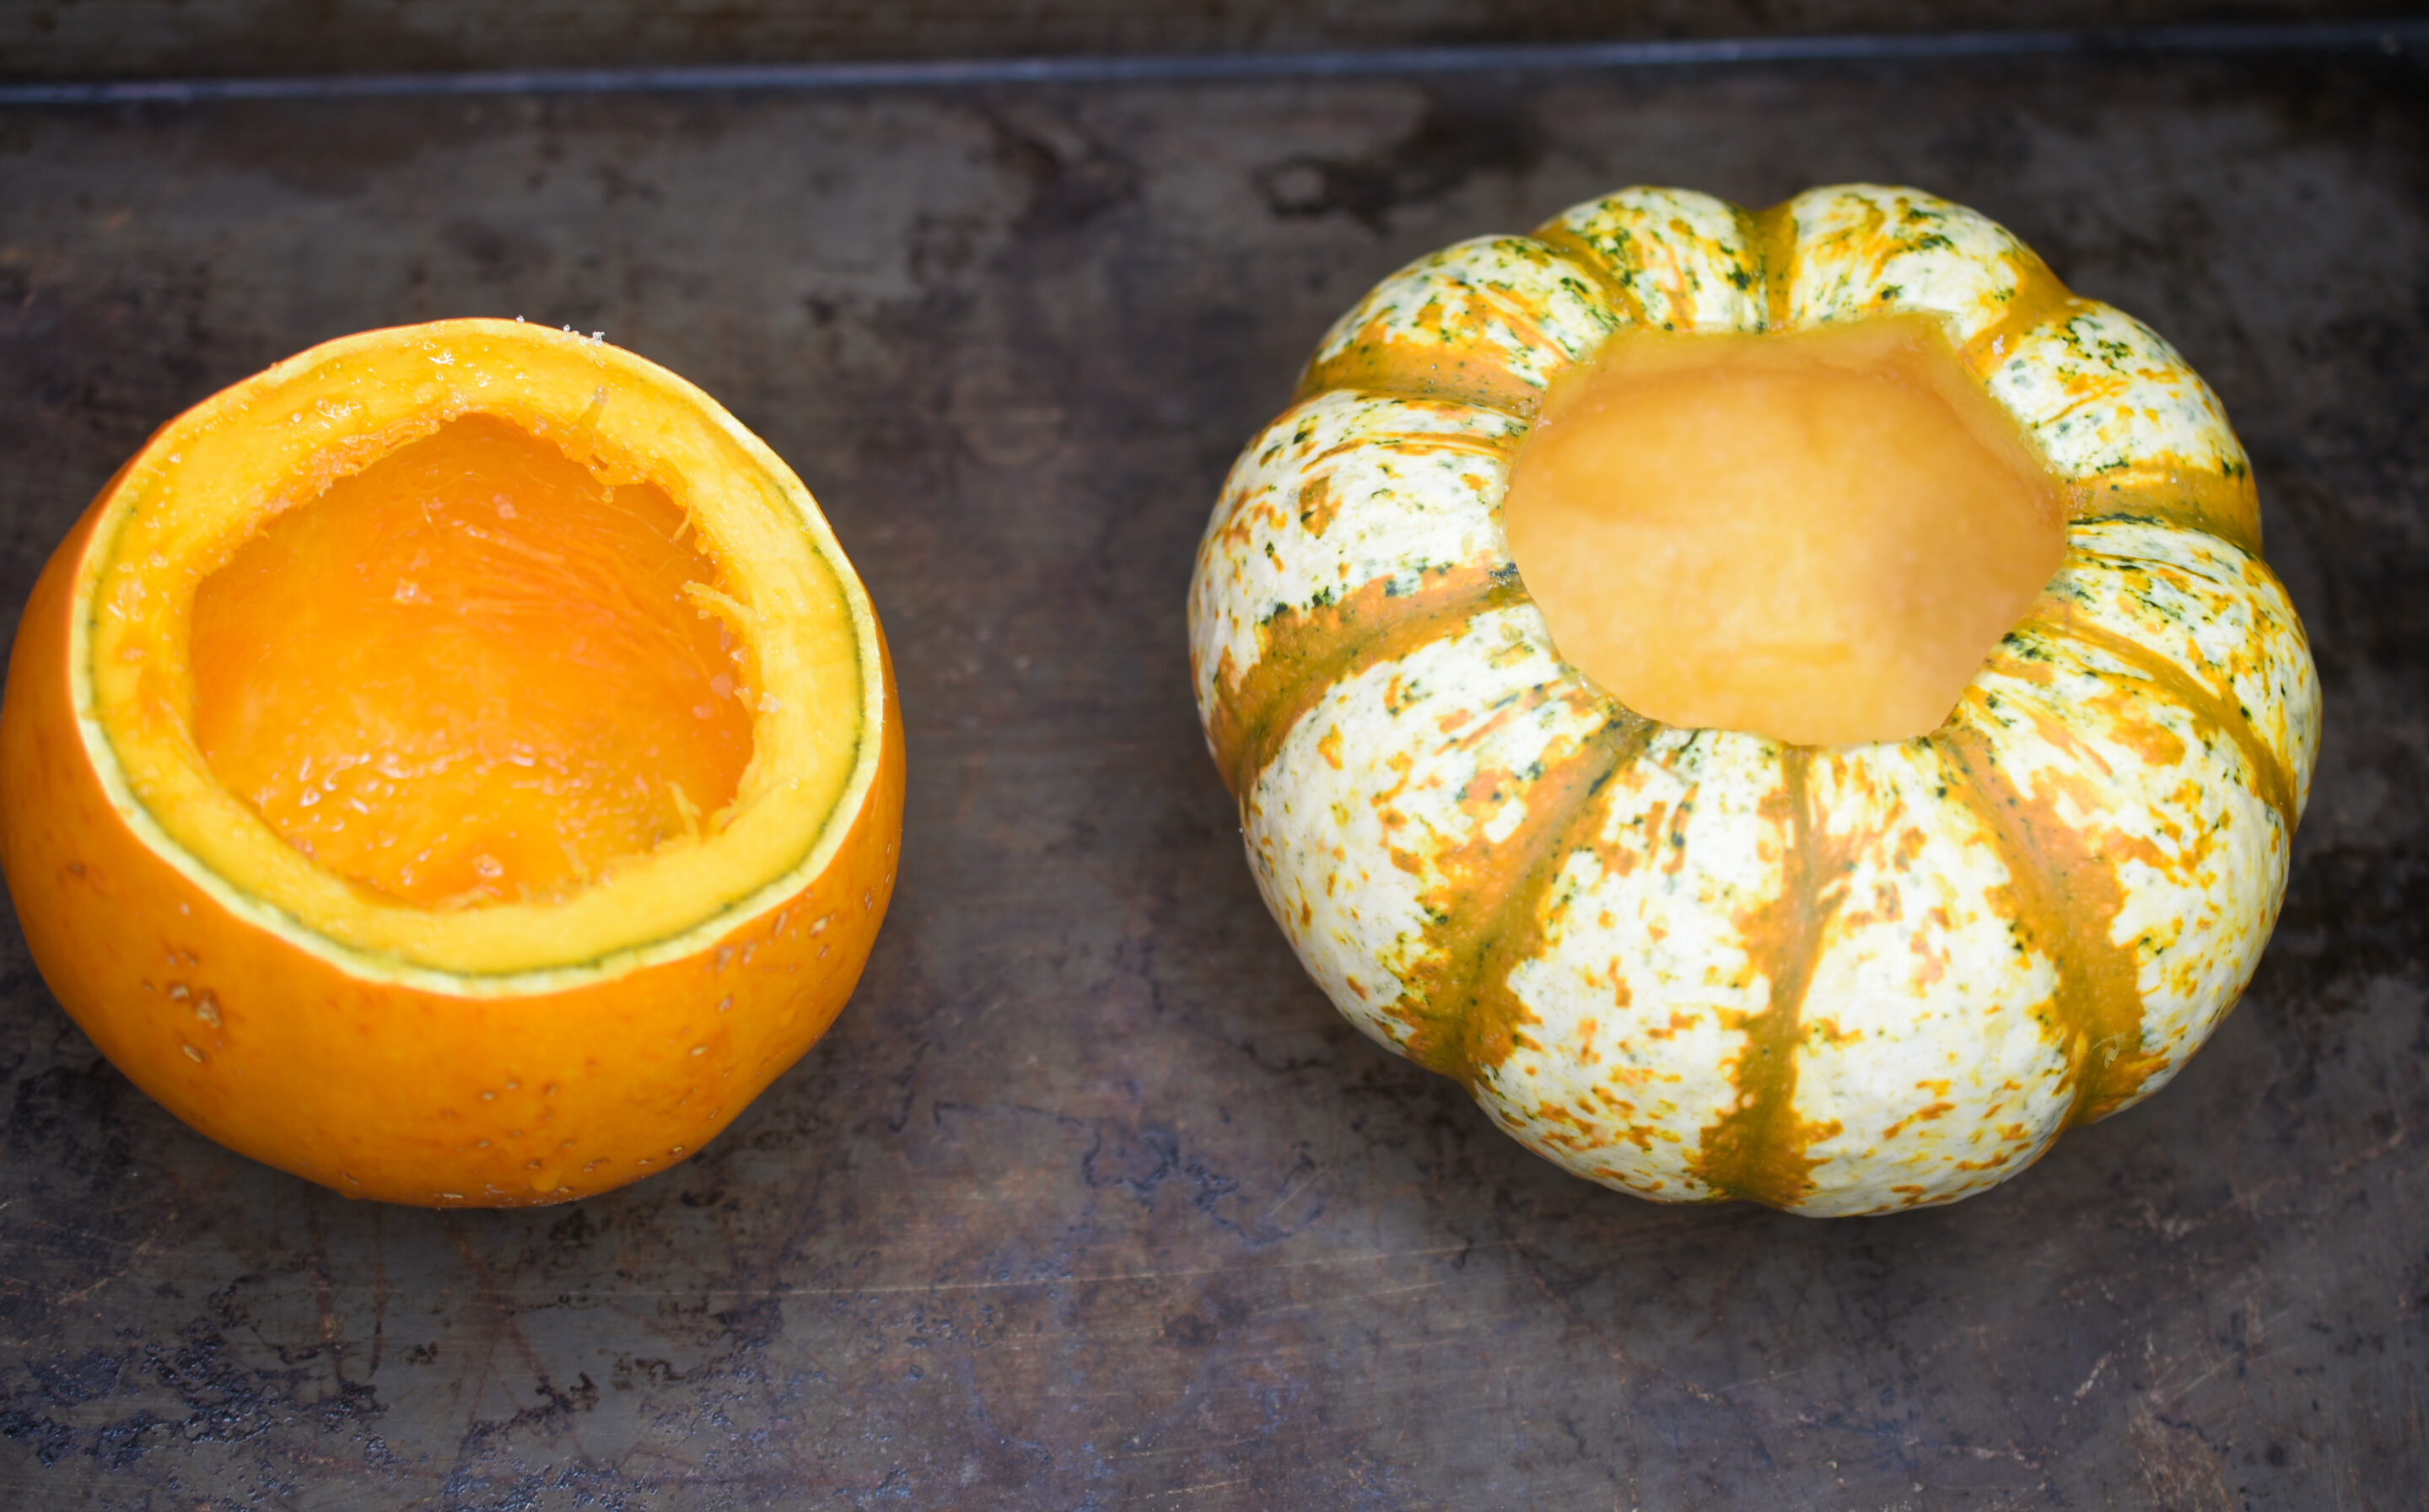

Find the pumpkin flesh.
[
  {"left": 192, "top": 415, "right": 758, "bottom": 909},
  {"left": 1501, "top": 315, "right": 2066, "bottom": 746}
]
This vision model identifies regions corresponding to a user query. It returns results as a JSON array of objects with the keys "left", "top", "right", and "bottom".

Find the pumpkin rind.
[
  {"left": 1299, "top": 237, "right": 1620, "bottom": 413},
  {"left": 1544, "top": 187, "right": 1763, "bottom": 336},
  {"left": 1189, "top": 184, "right": 2322, "bottom": 1214},
  {"left": 1782, "top": 183, "right": 2052, "bottom": 342}
]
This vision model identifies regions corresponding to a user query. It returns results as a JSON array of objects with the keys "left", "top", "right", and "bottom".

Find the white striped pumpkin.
[{"left": 1188, "top": 185, "right": 2319, "bottom": 1215}]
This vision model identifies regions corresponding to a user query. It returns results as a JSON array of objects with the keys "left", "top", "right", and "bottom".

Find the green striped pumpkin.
[{"left": 1188, "top": 184, "right": 2319, "bottom": 1215}]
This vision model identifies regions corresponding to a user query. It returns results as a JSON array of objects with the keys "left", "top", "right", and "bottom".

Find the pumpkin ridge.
[
  {"left": 1932, "top": 721, "right": 2163, "bottom": 1125},
  {"left": 1396, "top": 712, "right": 1652, "bottom": 1082},
  {"left": 1292, "top": 256, "right": 1593, "bottom": 417},
  {"left": 1988, "top": 302, "right": 2261, "bottom": 556},
  {"left": 1206, "top": 567, "right": 1527, "bottom": 798},
  {"left": 1290, "top": 240, "right": 1614, "bottom": 420},
  {"left": 1688, "top": 747, "right": 1839, "bottom": 1208},
  {"left": 1543, "top": 188, "right": 1766, "bottom": 337},
  {"left": 2050, "top": 617, "right": 2297, "bottom": 831},
  {"left": 1459, "top": 272, "right": 1597, "bottom": 399}
]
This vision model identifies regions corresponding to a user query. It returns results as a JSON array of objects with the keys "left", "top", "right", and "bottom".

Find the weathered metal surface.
[{"left": 0, "top": 36, "right": 2423, "bottom": 1509}]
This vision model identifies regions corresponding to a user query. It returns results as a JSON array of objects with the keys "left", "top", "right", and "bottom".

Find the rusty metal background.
[{"left": 1, "top": 29, "right": 2426, "bottom": 1510}]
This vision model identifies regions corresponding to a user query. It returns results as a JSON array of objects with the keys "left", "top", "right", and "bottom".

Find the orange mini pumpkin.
[{"left": 0, "top": 319, "right": 902, "bottom": 1207}]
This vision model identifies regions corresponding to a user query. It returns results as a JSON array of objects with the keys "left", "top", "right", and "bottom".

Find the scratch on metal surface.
[
  {"left": 1155, "top": 1477, "right": 1252, "bottom": 1499},
  {"left": 2150, "top": 1307, "right": 2301, "bottom": 1409}
]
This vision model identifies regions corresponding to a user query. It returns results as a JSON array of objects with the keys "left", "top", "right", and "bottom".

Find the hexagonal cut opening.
[{"left": 1502, "top": 314, "right": 2068, "bottom": 747}]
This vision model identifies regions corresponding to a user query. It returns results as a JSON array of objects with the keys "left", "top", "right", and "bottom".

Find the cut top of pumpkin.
[
  {"left": 78, "top": 320, "right": 883, "bottom": 986},
  {"left": 1500, "top": 314, "right": 2069, "bottom": 747}
]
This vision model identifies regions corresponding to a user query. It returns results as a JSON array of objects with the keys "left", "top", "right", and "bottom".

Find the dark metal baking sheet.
[
  {"left": 3, "top": 1, "right": 2416, "bottom": 83},
  {"left": 1, "top": 31, "right": 2424, "bottom": 1509}
]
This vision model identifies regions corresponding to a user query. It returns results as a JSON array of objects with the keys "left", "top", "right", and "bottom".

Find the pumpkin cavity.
[{"left": 190, "top": 415, "right": 757, "bottom": 909}]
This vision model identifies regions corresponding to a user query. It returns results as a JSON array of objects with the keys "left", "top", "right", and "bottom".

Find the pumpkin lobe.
[
  {"left": 1502, "top": 314, "right": 2067, "bottom": 746},
  {"left": 191, "top": 415, "right": 755, "bottom": 909}
]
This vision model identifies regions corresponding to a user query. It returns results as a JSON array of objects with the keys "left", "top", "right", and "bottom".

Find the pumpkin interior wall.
[
  {"left": 189, "top": 414, "right": 756, "bottom": 909},
  {"left": 1501, "top": 315, "right": 2068, "bottom": 746}
]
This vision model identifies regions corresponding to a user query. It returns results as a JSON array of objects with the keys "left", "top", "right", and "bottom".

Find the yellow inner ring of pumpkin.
[
  {"left": 83, "top": 325, "right": 866, "bottom": 979},
  {"left": 1502, "top": 313, "right": 2067, "bottom": 747}
]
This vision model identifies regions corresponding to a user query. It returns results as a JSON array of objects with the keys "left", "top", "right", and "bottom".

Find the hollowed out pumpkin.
[
  {"left": 0, "top": 319, "right": 902, "bottom": 1207},
  {"left": 1188, "top": 185, "right": 2319, "bottom": 1215}
]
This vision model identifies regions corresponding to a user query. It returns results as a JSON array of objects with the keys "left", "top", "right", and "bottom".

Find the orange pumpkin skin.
[{"left": 0, "top": 331, "right": 903, "bottom": 1208}]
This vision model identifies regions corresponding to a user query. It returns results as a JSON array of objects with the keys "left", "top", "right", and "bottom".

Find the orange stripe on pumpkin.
[
  {"left": 1525, "top": 223, "right": 1652, "bottom": 329},
  {"left": 1957, "top": 262, "right": 2079, "bottom": 378},
  {"left": 2067, "top": 469, "right": 2262, "bottom": 559},
  {"left": 1932, "top": 716, "right": 2165, "bottom": 1127},
  {"left": 1750, "top": 202, "right": 1800, "bottom": 333},
  {"left": 1689, "top": 747, "right": 1845, "bottom": 1208},
  {"left": 1392, "top": 713, "right": 1652, "bottom": 1083},
  {"left": 1204, "top": 567, "right": 1529, "bottom": 799},
  {"left": 2056, "top": 620, "right": 2297, "bottom": 832}
]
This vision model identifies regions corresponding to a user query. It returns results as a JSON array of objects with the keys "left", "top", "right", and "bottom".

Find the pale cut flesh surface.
[
  {"left": 1501, "top": 314, "right": 2068, "bottom": 746},
  {"left": 191, "top": 415, "right": 755, "bottom": 908}
]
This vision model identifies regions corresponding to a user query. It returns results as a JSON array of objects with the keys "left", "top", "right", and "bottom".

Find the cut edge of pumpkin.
[{"left": 69, "top": 319, "right": 892, "bottom": 992}]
